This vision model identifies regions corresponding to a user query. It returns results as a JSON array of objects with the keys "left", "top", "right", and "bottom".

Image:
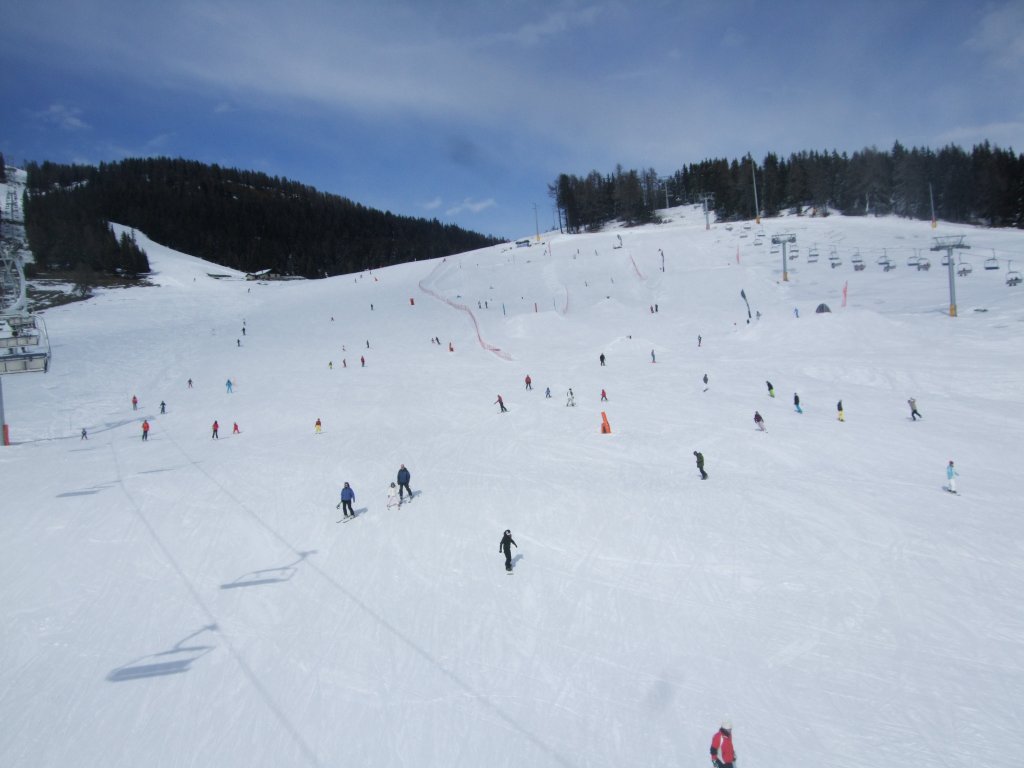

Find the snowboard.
[{"left": 942, "top": 486, "right": 959, "bottom": 495}]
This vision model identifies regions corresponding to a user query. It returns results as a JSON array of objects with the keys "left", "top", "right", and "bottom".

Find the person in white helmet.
[{"left": 710, "top": 720, "right": 735, "bottom": 768}]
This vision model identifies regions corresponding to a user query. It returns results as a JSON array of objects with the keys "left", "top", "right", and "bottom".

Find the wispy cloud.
[
  {"left": 446, "top": 198, "right": 496, "bottom": 216},
  {"left": 966, "top": 2, "right": 1024, "bottom": 68},
  {"left": 421, "top": 197, "right": 443, "bottom": 211},
  {"left": 33, "top": 103, "right": 89, "bottom": 131}
]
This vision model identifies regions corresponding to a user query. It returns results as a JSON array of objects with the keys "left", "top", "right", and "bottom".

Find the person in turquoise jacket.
[{"left": 946, "top": 461, "right": 959, "bottom": 493}]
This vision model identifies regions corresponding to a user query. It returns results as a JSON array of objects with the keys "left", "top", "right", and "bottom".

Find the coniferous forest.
[
  {"left": 551, "top": 141, "right": 1024, "bottom": 233},
  {"left": 23, "top": 158, "right": 503, "bottom": 280}
]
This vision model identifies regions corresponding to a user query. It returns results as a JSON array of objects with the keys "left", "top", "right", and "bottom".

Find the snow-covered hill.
[{"left": 1, "top": 205, "right": 1022, "bottom": 767}]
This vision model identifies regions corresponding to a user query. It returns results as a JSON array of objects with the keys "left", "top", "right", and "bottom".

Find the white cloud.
[
  {"left": 446, "top": 198, "right": 496, "bottom": 216},
  {"left": 421, "top": 197, "right": 443, "bottom": 211},
  {"left": 34, "top": 103, "right": 89, "bottom": 131},
  {"left": 966, "top": 2, "right": 1024, "bottom": 68}
]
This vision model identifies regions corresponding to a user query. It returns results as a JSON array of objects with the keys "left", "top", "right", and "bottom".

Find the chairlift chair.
[
  {"left": 916, "top": 258, "right": 931, "bottom": 271},
  {"left": 984, "top": 251, "right": 1000, "bottom": 270},
  {"left": 907, "top": 253, "right": 920, "bottom": 267},
  {"left": 957, "top": 259, "right": 973, "bottom": 277},
  {"left": 1007, "top": 262, "right": 1022, "bottom": 287}
]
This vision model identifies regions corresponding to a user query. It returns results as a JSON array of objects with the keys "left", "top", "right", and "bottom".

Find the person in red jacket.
[
  {"left": 141, "top": 420, "right": 150, "bottom": 441},
  {"left": 211, "top": 420, "right": 219, "bottom": 439},
  {"left": 710, "top": 720, "right": 735, "bottom": 768}
]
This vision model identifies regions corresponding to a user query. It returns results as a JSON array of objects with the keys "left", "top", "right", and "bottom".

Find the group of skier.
[{"left": 341, "top": 463, "right": 415, "bottom": 519}]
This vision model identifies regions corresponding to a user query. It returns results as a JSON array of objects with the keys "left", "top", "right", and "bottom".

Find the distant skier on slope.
[
  {"left": 141, "top": 420, "right": 150, "bottom": 441},
  {"left": 710, "top": 720, "right": 736, "bottom": 768},
  {"left": 908, "top": 397, "right": 922, "bottom": 421},
  {"left": 694, "top": 450, "right": 707, "bottom": 480},
  {"left": 754, "top": 411, "right": 766, "bottom": 431},
  {"left": 566, "top": 388, "right": 575, "bottom": 407},
  {"left": 386, "top": 482, "right": 400, "bottom": 509},
  {"left": 499, "top": 530, "right": 517, "bottom": 572},
  {"left": 397, "top": 464, "right": 413, "bottom": 502},
  {"left": 495, "top": 394, "right": 508, "bottom": 413},
  {"left": 837, "top": 399, "right": 845, "bottom": 422},
  {"left": 794, "top": 393, "right": 802, "bottom": 413},
  {"left": 766, "top": 380, "right": 775, "bottom": 398},
  {"left": 211, "top": 420, "right": 219, "bottom": 439},
  {"left": 524, "top": 374, "right": 532, "bottom": 390},
  {"left": 946, "top": 460, "right": 959, "bottom": 494},
  {"left": 338, "top": 482, "right": 356, "bottom": 518}
]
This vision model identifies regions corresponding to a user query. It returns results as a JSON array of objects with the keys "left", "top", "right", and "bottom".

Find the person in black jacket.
[
  {"left": 397, "top": 464, "right": 413, "bottom": 502},
  {"left": 499, "top": 530, "right": 517, "bottom": 572}
]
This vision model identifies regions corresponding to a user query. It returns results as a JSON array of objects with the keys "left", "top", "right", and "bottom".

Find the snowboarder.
[
  {"left": 703, "top": 373, "right": 709, "bottom": 391},
  {"left": 397, "top": 464, "right": 412, "bottom": 502},
  {"left": 837, "top": 400, "right": 845, "bottom": 422},
  {"left": 211, "top": 420, "right": 219, "bottom": 439},
  {"left": 545, "top": 387, "right": 551, "bottom": 399},
  {"left": 329, "top": 361, "right": 333, "bottom": 369},
  {"left": 794, "top": 393, "right": 802, "bottom": 413},
  {"left": 599, "top": 353, "right": 606, "bottom": 366},
  {"left": 525, "top": 374, "right": 532, "bottom": 390},
  {"left": 232, "top": 422, "right": 240, "bottom": 434},
  {"left": 80, "top": 428, "right": 88, "bottom": 440},
  {"left": 132, "top": 395, "right": 138, "bottom": 411},
  {"left": 495, "top": 394, "right": 508, "bottom": 413},
  {"left": 499, "top": 529, "right": 517, "bottom": 572},
  {"left": 766, "top": 381, "right": 775, "bottom": 398},
  {"left": 908, "top": 397, "right": 922, "bottom": 420},
  {"left": 226, "top": 379, "right": 233, "bottom": 393},
  {"left": 600, "top": 389, "right": 608, "bottom": 402},
  {"left": 694, "top": 450, "right": 708, "bottom": 480},
  {"left": 141, "top": 420, "right": 150, "bottom": 441},
  {"left": 386, "top": 482, "right": 400, "bottom": 509},
  {"left": 946, "top": 460, "right": 959, "bottom": 493},
  {"left": 566, "top": 388, "right": 575, "bottom": 407},
  {"left": 754, "top": 411, "right": 766, "bottom": 431},
  {"left": 315, "top": 418, "right": 322, "bottom": 434},
  {"left": 160, "top": 400, "right": 166, "bottom": 414},
  {"left": 710, "top": 720, "right": 736, "bottom": 768},
  {"left": 338, "top": 482, "right": 356, "bottom": 518}
]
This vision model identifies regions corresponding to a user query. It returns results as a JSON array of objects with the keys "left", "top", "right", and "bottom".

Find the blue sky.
[{"left": 2, "top": 0, "right": 1022, "bottom": 239}]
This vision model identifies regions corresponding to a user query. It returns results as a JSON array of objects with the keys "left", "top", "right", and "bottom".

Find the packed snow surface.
[{"left": 1, "top": 205, "right": 1022, "bottom": 767}]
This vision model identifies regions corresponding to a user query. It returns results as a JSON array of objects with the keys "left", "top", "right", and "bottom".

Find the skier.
[
  {"left": 566, "top": 388, "right": 576, "bottom": 407},
  {"left": 132, "top": 395, "right": 138, "bottom": 411},
  {"left": 499, "top": 529, "right": 517, "bottom": 572},
  {"left": 212, "top": 420, "right": 219, "bottom": 439},
  {"left": 698, "top": 334, "right": 702, "bottom": 347},
  {"left": 232, "top": 422, "right": 240, "bottom": 434},
  {"left": 187, "top": 378, "right": 193, "bottom": 388},
  {"left": 908, "top": 397, "right": 922, "bottom": 421},
  {"left": 525, "top": 374, "right": 532, "bottom": 390},
  {"left": 242, "top": 326, "right": 246, "bottom": 336},
  {"left": 754, "top": 411, "right": 766, "bottom": 431},
  {"left": 794, "top": 393, "right": 802, "bottom": 413},
  {"left": 710, "top": 720, "right": 736, "bottom": 768},
  {"left": 449, "top": 342, "right": 454, "bottom": 352},
  {"left": 236, "top": 339, "right": 240, "bottom": 347},
  {"left": 315, "top": 418, "right": 322, "bottom": 434},
  {"left": 226, "top": 379, "right": 233, "bottom": 393},
  {"left": 80, "top": 428, "right": 88, "bottom": 440},
  {"left": 495, "top": 394, "right": 508, "bottom": 413},
  {"left": 766, "top": 380, "right": 775, "bottom": 398},
  {"left": 360, "top": 355, "right": 365, "bottom": 367},
  {"left": 794, "top": 307, "right": 800, "bottom": 318},
  {"left": 329, "top": 361, "right": 333, "bottom": 369},
  {"left": 338, "top": 482, "right": 356, "bottom": 518},
  {"left": 599, "top": 353, "right": 606, "bottom": 366},
  {"left": 545, "top": 387, "right": 551, "bottom": 399},
  {"left": 141, "top": 420, "right": 150, "bottom": 441},
  {"left": 837, "top": 399, "right": 845, "bottom": 422},
  {"left": 651, "top": 349, "right": 656, "bottom": 363},
  {"left": 946, "top": 460, "right": 959, "bottom": 493},
  {"left": 397, "top": 464, "right": 413, "bottom": 502},
  {"left": 386, "top": 482, "right": 400, "bottom": 509},
  {"left": 703, "top": 373, "right": 709, "bottom": 391},
  {"left": 160, "top": 400, "right": 166, "bottom": 414},
  {"left": 600, "top": 389, "right": 608, "bottom": 402},
  {"left": 694, "top": 450, "right": 708, "bottom": 480}
]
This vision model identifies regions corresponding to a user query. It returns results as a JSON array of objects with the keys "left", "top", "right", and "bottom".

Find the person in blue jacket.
[
  {"left": 337, "top": 482, "right": 356, "bottom": 518},
  {"left": 397, "top": 464, "right": 413, "bottom": 502}
]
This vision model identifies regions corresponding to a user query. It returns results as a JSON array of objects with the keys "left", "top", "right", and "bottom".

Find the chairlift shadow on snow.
[
  {"left": 106, "top": 624, "right": 218, "bottom": 682},
  {"left": 220, "top": 550, "right": 316, "bottom": 589},
  {"left": 56, "top": 482, "right": 116, "bottom": 498}
]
